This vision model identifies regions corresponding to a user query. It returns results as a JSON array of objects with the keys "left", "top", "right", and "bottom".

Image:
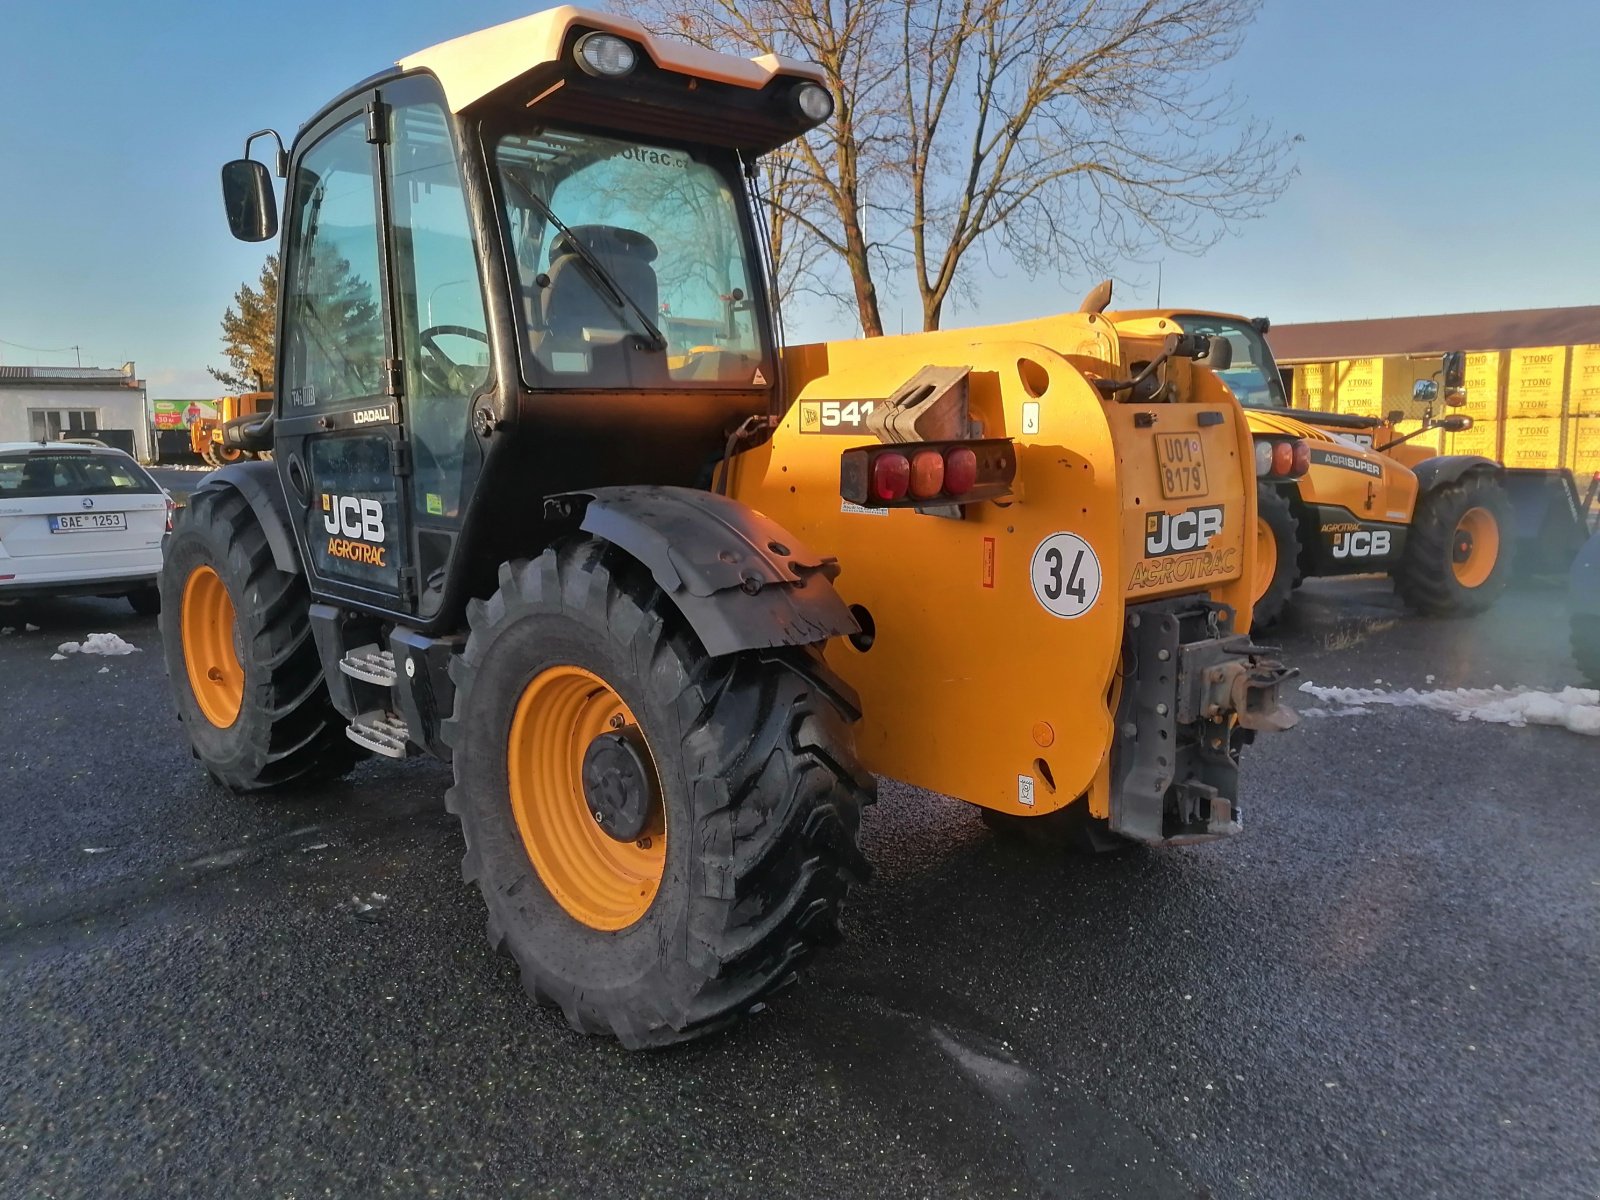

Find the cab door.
[{"left": 274, "top": 94, "right": 414, "bottom": 613}]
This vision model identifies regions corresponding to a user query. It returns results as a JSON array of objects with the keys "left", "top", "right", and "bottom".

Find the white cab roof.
[{"left": 398, "top": 5, "right": 822, "bottom": 113}]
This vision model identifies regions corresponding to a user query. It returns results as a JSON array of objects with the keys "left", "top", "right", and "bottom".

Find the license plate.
[
  {"left": 1154, "top": 433, "right": 1209, "bottom": 500},
  {"left": 50, "top": 512, "right": 127, "bottom": 533}
]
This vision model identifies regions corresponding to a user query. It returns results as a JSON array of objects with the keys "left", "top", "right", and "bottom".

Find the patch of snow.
[
  {"left": 1, "top": 627, "right": 13, "bottom": 635},
  {"left": 97, "top": 666, "right": 110, "bottom": 674},
  {"left": 1299, "top": 680, "right": 1600, "bottom": 737},
  {"left": 82, "top": 847, "right": 111, "bottom": 854},
  {"left": 77, "top": 632, "right": 140, "bottom": 656},
  {"left": 25, "top": 622, "right": 40, "bottom": 632},
  {"left": 57, "top": 641, "right": 80, "bottom": 654},
  {"left": 49, "top": 653, "right": 66, "bottom": 661}
]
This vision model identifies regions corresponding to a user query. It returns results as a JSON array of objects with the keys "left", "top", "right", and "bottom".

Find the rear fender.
[
  {"left": 194, "top": 461, "right": 299, "bottom": 574},
  {"left": 1412, "top": 455, "right": 1499, "bottom": 493},
  {"left": 553, "top": 485, "right": 861, "bottom": 660}
]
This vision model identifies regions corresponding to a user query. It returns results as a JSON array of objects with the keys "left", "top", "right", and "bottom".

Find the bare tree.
[{"left": 654, "top": 0, "right": 1297, "bottom": 334}]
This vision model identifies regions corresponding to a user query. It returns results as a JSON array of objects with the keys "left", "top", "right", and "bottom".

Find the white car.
[{"left": 0, "top": 441, "right": 171, "bottom": 614}]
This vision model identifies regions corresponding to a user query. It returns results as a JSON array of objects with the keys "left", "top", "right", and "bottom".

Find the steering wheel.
[{"left": 417, "top": 325, "right": 490, "bottom": 394}]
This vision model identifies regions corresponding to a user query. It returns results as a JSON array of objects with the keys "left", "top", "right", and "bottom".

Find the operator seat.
[{"left": 538, "top": 225, "right": 665, "bottom": 383}]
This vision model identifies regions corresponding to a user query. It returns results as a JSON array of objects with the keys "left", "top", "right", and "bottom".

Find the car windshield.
[
  {"left": 494, "top": 128, "right": 768, "bottom": 389},
  {"left": 0, "top": 452, "right": 158, "bottom": 497},
  {"left": 1172, "top": 315, "right": 1287, "bottom": 409}
]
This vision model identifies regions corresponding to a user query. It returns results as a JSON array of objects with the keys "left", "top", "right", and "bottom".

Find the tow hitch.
[{"left": 1112, "top": 599, "right": 1298, "bottom": 845}]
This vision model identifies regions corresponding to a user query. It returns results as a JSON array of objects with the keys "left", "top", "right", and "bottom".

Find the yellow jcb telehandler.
[
  {"left": 162, "top": 8, "right": 1299, "bottom": 1047},
  {"left": 190, "top": 390, "right": 273, "bottom": 467},
  {"left": 1100, "top": 310, "right": 1588, "bottom": 626}
]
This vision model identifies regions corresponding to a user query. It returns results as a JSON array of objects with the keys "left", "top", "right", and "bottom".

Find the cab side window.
[
  {"left": 281, "top": 119, "right": 386, "bottom": 411},
  {"left": 388, "top": 101, "right": 490, "bottom": 520}
]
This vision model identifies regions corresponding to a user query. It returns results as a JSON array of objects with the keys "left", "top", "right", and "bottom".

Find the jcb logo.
[
  {"left": 1331, "top": 529, "right": 1392, "bottom": 559},
  {"left": 1145, "top": 505, "right": 1224, "bottom": 558},
  {"left": 322, "top": 494, "right": 385, "bottom": 543}
]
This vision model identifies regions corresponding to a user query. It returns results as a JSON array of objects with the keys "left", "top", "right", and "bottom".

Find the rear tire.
[
  {"left": 159, "top": 488, "right": 364, "bottom": 790},
  {"left": 443, "top": 540, "right": 874, "bottom": 1048},
  {"left": 1250, "top": 483, "right": 1300, "bottom": 629},
  {"left": 127, "top": 586, "right": 160, "bottom": 616},
  {"left": 1393, "top": 472, "right": 1513, "bottom": 615}
]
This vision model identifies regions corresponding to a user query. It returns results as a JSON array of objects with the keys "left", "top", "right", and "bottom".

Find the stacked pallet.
[{"left": 1284, "top": 342, "right": 1600, "bottom": 474}]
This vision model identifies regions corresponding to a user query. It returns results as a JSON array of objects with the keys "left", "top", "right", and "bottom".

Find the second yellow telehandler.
[{"left": 1100, "top": 308, "right": 1587, "bottom": 625}]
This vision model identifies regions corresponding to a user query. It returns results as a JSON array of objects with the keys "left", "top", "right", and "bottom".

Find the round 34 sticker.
[{"left": 1029, "top": 532, "right": 1102, "bottom": 619}]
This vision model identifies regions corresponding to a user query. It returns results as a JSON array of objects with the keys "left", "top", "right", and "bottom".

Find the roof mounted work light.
[
  {"left": 793, "top": 82, "right": 834, "bottom": 123},
  {"left": 574, "top": 32, "right": 638, "bottom": 77}
]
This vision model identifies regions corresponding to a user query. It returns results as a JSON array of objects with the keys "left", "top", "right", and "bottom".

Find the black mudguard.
[
  {"left": 557, "top": 485, "right": 860, "bottom": 658},
  {"left": 1412, "top": 454, "right": 1498, "bottom": 493},
  {"left": 194, "top": 461, "right": 300, "bottom": 574}
]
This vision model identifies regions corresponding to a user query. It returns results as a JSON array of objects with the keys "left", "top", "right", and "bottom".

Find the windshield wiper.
[{"left": 503, "top": 171, "right": 667, "bottom": 352}]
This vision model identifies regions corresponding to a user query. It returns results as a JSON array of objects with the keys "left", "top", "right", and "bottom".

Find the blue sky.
[{"left": 0, "top": 1, "right": 1594, "bottom": 396}]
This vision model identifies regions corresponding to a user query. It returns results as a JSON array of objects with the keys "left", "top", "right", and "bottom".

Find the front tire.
[
  {"left": 128, "top": 586, "right": 161, "bottom": 616},
  {"left": 1250, "top": 483, "right": 1300, "bottom": 629},
  {"left": 159, "top": 488, "right": 365, "bottom": 790},
  {"left": 443, "top": 540, "right": 873, "bottom": 1048},
  {"left": 1393, "top": 472, "right": 1513, "bottom": 615}
]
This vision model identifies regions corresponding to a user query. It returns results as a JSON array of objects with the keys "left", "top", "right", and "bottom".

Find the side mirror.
[
  {"left": 1441, "top": 350, "right": 1466, "bottom": 390},
  {"left": 222, "top": 159, "right": 278, "bottom": 242},
  {"left": 1387, "top": 410, "right": 1405, "bottom": 424},
  {"left": 1196, "top": 334, "right": 1233, "bottom": 371},
  {"left": 1438, "top": 414, "right": 1473, "bottom": 433},
  {"left": 1413, "top": 379, "right": 1438, "bottom": 402},
  {"left": 1250, "top": 316, "right": 1271, "bottom": 334}
]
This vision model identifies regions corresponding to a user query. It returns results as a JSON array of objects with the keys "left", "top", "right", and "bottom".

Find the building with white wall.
[{"left": 0, "top": 363, "right": 152, "bottom": 462}]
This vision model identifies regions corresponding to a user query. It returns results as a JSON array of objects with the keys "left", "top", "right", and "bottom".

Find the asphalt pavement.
[
  {"left": 1, "top": 577, "right": 1596, "bottom": 1198},
  {"left": 145, "top": 466, "right": 212, "bottom": 502}
]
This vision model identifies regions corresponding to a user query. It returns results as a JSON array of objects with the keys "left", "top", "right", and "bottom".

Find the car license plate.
[
  {"left": 50, "top": 512, "right": 127, "bottom": 533},
  {"left": 1154, "top": 433, "right": 1208, "bottom": 500}
]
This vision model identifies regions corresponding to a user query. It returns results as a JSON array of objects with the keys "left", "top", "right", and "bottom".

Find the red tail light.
[
  {"left": 841, "top": 438, "right": 1016, "bottom": 509},
  {"left": 871, "top": 452, "right": 911, "bottom": 502},
  {"left": 944, "top": 446, "right": 978, "bottom": 496},
  {"left": 164, "top": 495, "right": 175, "bottom": 532},
  {"left": 1291, "top": 440, "right": 1310, "bottom": 476},
  {"left": 1271, "top": 441, "right": 1293, "bottom": 476}
]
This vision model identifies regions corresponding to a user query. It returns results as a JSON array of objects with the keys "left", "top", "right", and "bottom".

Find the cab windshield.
[
  {"left": 494, "top": 128, "right": 768, "bottom": 390},
  {"left": 1172, "top": 315, "right": 1287, "bottom": 409}
]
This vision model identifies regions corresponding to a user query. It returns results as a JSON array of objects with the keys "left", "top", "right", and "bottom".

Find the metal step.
[
  {"left": 339, "top": 644, "right": 397, "bottom": 686},
  {"left": 347, "top": 711, "right": 409, "bottom": 758}
]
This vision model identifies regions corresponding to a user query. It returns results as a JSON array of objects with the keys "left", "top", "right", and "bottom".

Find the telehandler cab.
[
  {"left": 1100, "top": 310, "right": 1588, "bottom": 626},
  {"left": 163, "top": 7, "right": 1298, "bottom": 1047}
]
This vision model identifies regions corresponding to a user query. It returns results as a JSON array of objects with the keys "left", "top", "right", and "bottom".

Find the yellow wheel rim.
[
  {"left": 1451, "top": 506, "right": 1500, "bottom": 588},
  {"left": 507, "top": 666, "right": 666, "bottom": 931},
  {"left": 1252, "top": 514, "right": 1278, "bottom": 605},
  {"left": 181, "top": 565, "right": 244, "bottom": 728}
]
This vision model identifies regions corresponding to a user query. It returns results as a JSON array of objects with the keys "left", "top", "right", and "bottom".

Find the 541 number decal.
[
  {"left": 1029, "top": 532, "right": 1102, "bottom": 619},
  {"left": 799, "top": 400, "right": 876, "bottom": 434}
]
